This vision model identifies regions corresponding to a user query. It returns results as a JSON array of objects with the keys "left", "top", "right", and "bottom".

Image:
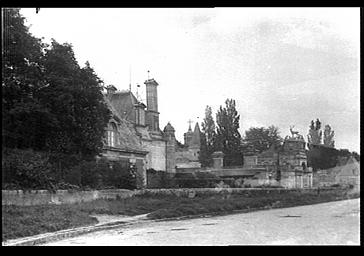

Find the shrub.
[
  {"left": 2, "top": 148, "right": 56, "bottom": 190},
  {"left": 67, "top": 158, "right": 137, "bottom": 190},
  {"left": 146, "top": 169, "right": 176, "bottom": 188}
]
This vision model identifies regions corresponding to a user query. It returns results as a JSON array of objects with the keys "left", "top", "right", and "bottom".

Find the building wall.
[
  {"left": 143, "top": 139, "right": 166, "bottom": 171},
  {"left": 175, "top": 150, "right": 198, "bottom": 163},
  {"left": 165, "top": 137, "right": 176, "bottom": 173},
  {"left": 244, "top": 155, "right": 258, "bottom": 167}
]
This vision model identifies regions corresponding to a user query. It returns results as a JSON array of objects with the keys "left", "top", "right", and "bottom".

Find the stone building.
[
  {"left": 174, "top": 122, "right": 202, "bottom": 172},
  {"left": 313, "top": 156, "right": 360, "bottom": 190},
  {"left": 101, "top": 78, "right": 186, "bottom": 187},
  {"left": 243, "top": 132, "right": 313, "bottom": 188}
]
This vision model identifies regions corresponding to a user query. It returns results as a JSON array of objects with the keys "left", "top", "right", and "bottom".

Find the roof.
[
  {"left": 163, "top": 122, "right": 175, "bottom": 132},
  {"left": 190, "top": 122, "right": 201, "bottom": 146},
  {"left": 107, "top": 91, "right": 138, "bottom": 123},
  {"left": 144, "top": 78, "right": 159, "bottom": 86},
  {"left": 103, "top": 96, "right": 146, "bottom": 153}
]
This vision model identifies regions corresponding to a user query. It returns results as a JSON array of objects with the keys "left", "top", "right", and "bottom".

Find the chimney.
[{"left": 106, "top": 85, "right": 117, "bottom": 97}]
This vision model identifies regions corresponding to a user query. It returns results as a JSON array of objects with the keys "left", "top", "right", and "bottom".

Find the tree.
[
  {"left": 40, "top": 40, "right": 111, "bottom": 158},
  {"left": 323, "top": 124, "right": 335, "bottom": 148},
  {"left": 199, "top": 105, "right": 217, "bottom": 167},
  {"left": 2, "top": 8, "right": 54, "bottom": 150},
  {"left": 306, "top": 144, "right": 337, "bottom": 171},
  {"left": 2, "top": 8, "right": 111, "bottom": 177},
  {"left": 307, "top": 118, "right": 322, "bottom": 146},
  {"left": 243, "top": 125, "right": 283, "bottom": 154},
  {"left": 215, "top": 99, "right": 243, "bottom": 166},
  {"left": 351, "top": 151, "right": 360, "bottom": 162}
]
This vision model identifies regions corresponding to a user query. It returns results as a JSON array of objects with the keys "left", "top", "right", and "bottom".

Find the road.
[{"left": 43, "top": 198, "right": 360, "bottom": 246}]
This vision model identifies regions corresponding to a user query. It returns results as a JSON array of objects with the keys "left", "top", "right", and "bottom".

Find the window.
[{"left": 107, "top": 123, "right": 117, "bottom": 147}]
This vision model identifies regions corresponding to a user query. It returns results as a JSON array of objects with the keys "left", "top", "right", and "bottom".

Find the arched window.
[{"left": 107, "top": 122, "right": 118, "bottom": 147}]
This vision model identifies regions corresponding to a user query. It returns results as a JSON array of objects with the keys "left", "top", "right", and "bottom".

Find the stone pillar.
[{"left": 211, "top": 151, "right": 224, "bottom": 169}]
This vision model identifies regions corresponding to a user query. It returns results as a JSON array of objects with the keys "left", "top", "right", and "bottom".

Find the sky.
[{"left": 19, "top": 7, "right": 360, "bottom": 152}]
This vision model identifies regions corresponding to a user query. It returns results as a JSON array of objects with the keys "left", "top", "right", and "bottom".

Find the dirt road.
[{"left": 43, "top": 198, "right": 360, "bottom": 245}]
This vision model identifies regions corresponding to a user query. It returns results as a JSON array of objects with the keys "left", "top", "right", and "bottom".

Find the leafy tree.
[
  {"left": 306, "top": 144, "right": 338, "bottom": 171},
  {"left": 215, "top": 99, "right": 243, "bottom": 166},
  {"left": 199, "top": 105, "right": 217, "bottom": 167},
  {"left": 307, "top": 118, "right": 322, "bottom": 146},
  {"left": 2, "top": 9, "right": 111, "bottom": 188},
  {"left": 351, "top": 151, "right": 360, "bottom": 162},
  {"left": 2, "top": 8, "right": 55, "bottom": 150},
  {"left": 39, "top": 40, "right": 111, "bottom": 158},
  {"left": 242, "top": 125, "right": 283, "bottom": 154},
  {"left": 323, "top": 124, "right": 335, "bottom": 148}
]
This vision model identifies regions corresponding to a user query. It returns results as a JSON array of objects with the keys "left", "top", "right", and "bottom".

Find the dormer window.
[{"left": 106, "top": 122, "right": 118, "bottom": 147}]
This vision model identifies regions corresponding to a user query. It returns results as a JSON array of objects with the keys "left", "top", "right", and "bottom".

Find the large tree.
[
  {"left": 242, "top": 125, "right": 283, "bottom": 154},
  {"left": 40, "top": 40, "right": 111, "bottom": 158},
  {"left": 2, "top": 9, "right": 111, "bottom": 159},
  {"left": 307, "top": 118, "right": 322, "bottom": 146},
  {"left": 2, "top": 8, "right": 55, "bottom": 150},
  {"left": 199, "top": 105, "right": 217, "bottom": 167},
  {"left": 215, "top": 99, "right": 243, "bottom": 166},
  {"left": 323, "top": 124, "right": 335, "bottom": 148}
]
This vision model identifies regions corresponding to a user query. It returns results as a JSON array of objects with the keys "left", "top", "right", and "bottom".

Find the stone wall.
[
  {"left": 143, "top": 139, "right": 166, "bottom": 171},
  {"left": 2, "top": 187, "right": 349, "bottom": 206},
  {"left": 2, "top": 189, "right": 135, "bottom": 206},
  {"left": 135, "top": 187, "right": 345, "bottom": 198}
]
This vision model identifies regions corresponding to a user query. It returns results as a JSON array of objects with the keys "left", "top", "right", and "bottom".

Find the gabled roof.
[
  {"left": 103, "top": 95, "right": 146, "bottom": 153},
  {"left": 106, "top": 90, "right": 141, "bottom": 123}
]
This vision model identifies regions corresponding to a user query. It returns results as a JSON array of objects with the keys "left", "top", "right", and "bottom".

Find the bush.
[
  {"left": 147, "top": 169, "right": 176, "bottom": 188},
  {"left": 67, "top": 158, "right": 137, "bottom": 190},
  {"left": 2, "top": 148, "right": 56, "bottom": 190}
]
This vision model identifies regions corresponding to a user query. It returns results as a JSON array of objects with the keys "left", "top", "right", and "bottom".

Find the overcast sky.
[{"left": 20, "top": 7, "right": 360, "bottom": 152}]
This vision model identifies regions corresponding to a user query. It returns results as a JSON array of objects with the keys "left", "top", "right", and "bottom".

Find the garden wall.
[
  {"left": 2, "top": 189, "right": 135, "bottom": 206},
  {"left": 2, "top": 187, "right": 352, "bottom": 206},
  {"left": 135, "top": 187, "right": 350, "bottom": 198}
]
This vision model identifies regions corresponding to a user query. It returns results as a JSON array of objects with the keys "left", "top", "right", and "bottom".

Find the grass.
[
  {"left": 2, "top": 204, "right": 98, "bottom": 241},
  {"left": 2, "top": 188, "right": 359, "bottom": 241}
]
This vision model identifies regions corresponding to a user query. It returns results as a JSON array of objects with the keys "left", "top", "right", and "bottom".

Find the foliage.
[
  {"left": 146, "top": 169, "right": 176, "bottom": 188},
  {"left": 307, "top": 118, "right": 323, "bottom": 145},
  {"left": 323, "top": 124, "right": 335, "bottom": 148},
  {"left": 2, "top": 9, "right": 111, "bottom": 174},
  {"left": 2, "top": 148, "right": 56, "bottom": 190},
  {"left": 215, "top": 99, "right": 243, "bottom": 166},
  {"left": 199, "top": 105, "right": 217, "bottom": 167},
  {"left": 2, "top": 149, "right": 136, "bottom": 190},
  {"left": 67, "top": 158, "right": 137, "bottom": 189},
  {"left": 2, "top": 204, "right": 97, "bottom": 241},
  {"left": 2, "top": 8, "right": 55, "bottom": 150},
  {"left": 242, "top": 125, "right": 283, "bottom": 154},
  {"left": 40, "top": 41, "right": 111, "bottom": 158}
]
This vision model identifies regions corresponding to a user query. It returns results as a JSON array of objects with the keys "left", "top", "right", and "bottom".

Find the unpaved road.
[{"left": 43, "top": 198, "right": 360, "bottom": 245}]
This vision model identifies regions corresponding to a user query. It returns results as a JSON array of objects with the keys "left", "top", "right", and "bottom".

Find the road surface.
[{"left": 43, "top": 198, "right": 360, "bottom": 245}]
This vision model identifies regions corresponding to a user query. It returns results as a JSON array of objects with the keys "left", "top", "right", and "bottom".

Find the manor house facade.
[{"left": 100, "top": 78, "right": 201, "bottom": 187}]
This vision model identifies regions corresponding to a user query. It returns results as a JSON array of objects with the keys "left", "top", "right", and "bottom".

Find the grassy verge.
[{"left": 2, "top": 188, "right": 359, "bottom": 241}]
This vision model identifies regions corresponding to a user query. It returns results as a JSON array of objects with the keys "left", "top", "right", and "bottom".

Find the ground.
[{"left": 42, "top": 198, "right": 360, "bottom": 245}]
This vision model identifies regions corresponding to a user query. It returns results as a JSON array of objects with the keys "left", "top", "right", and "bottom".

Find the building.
[
  {"left": 174, "top": 122, "right": 202, "bottom": 172},
  {"left": 100, "top": 77, "right": 201, "bottom": 187},
  {"left": 101, "top": 78, "right": 173, "bottom": 187},
  {"left": 313, "top": 156, "right": 360, "bottom": 190},
  {"left": 243, "top": 132, "right": 313, "bottom": 188}
]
